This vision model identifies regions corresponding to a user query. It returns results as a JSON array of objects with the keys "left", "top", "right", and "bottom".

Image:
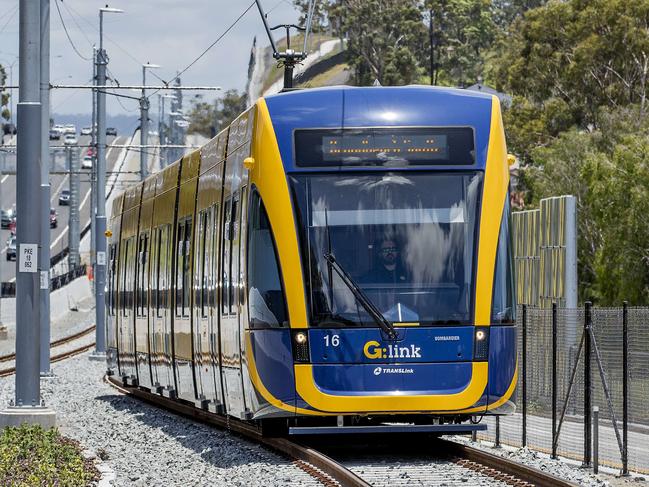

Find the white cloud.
[{"left": 0, "top": 0, "right": 299, "bottom": 115}]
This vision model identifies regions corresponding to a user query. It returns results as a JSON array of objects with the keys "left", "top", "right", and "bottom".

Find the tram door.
[
  {"left": 192, "top": 207, "right": 212, "bottom": 407},
  {"left": 220, "top": 189, "right": 247, "bottom": 418}
]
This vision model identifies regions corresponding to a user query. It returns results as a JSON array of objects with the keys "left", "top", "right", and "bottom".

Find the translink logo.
[{"left": 363, "top": 340, "right": 422, "bottom": 359}]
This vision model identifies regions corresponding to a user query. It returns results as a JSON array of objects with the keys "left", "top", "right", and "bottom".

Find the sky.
[{"left": 0, "top": 0, "right": 299, "bottom": 116}]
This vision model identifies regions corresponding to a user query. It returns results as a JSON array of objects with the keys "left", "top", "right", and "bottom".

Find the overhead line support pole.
[
  {"left": 0, "top": 0, "right": 55, "bottom": 429},
  {"left": 39, "top": 0, "right": 52, "bottom": 378}
]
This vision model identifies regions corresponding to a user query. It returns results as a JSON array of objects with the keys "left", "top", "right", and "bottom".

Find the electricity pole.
[
  {"left": 90, "top": 46, "right": 97, "bottom": 278},
  {"left": 91, "top": 7, "right": 123, "bottom": 359},
  {"left": 0, "top": 0, "right": 55, "bottom": 428},
  {"left": 140, "top": 63, "right": 160, "bottom": 180},
  {"left": 39, "top": 0, "right": 52, "bottom": 378}
]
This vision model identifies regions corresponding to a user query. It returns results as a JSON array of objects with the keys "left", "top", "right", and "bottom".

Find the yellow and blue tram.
[{"left": 106, "top": 86, "right": 517, "bottom": 434}]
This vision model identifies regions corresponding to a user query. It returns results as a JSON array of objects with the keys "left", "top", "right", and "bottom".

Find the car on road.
[
  {"left": 80, "top": 126, "right": 92, "bottom": 136},
  {"left": 82, "top": 156, "right": 93, "bottom": 169},
  {"left": 106, "top": 127, "right": 117, "bottom": 136},
  {"left": 64, "top": 124, "right": 76, "bottom": 135},
  {"left": 59, "top": 189, "right": 70, "bottom": 206},
  {"left": 2, "top": 123, "right": 16, "bottom": 135},
  {"left": 50, "top": 208, "right": 58, "bottom": 229},
  {"left": 49, "top": 129, "right": 60, "bottom": 140},
  {"left": 6, "top": 236, "right": 16, "bottom": 261},
  {"left": 87, "top": 147, "right": 95, "bottom": 157},
  {"left": 0, "top": 209, "right": 15, "bottom": 229},
  {"left": 64, "top": 134, "right": 77, "bottom": 145}
]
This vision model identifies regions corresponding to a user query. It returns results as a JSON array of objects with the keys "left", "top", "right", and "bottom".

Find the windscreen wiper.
[{"left": 323, "top": 252, "right": 398, "bottom": 340}]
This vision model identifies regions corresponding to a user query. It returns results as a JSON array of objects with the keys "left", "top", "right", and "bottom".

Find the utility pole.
[
  {"left": 90, "top": 46, "right": 97, "bottom": 278},
  {"left": 68, "top": 147, "right": 79, "bottom": 266},
  {"left": 140, "top": 63, "right": 160, "bottom": 180},
  {"left": 0, "top": 0, "right": 55, "bottom": 428},
  {"left": 39, "top": 0, "right": 52, "bottom": 378},
  {"left": 91, "top": 7, "right": 123, "bottom": 360}
]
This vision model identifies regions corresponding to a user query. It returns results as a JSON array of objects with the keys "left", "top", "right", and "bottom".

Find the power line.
[
  {"left": 156, "top": 1, "right": 256, "bottom": 97},
  {"left": 0, "top": 5, "right": 18, "bottom": 37},
  {"left": 61, "top": 1, "right": 168, "bottom": 85},
  {"left": 54, "top": 0, "right": 92, "bottom": 61},
  {"left": 59, "top": 0, "right": 94, "bottom": 48}
]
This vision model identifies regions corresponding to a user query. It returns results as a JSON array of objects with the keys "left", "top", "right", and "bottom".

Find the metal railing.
[{"left": 478, "top": 303, "right": 648, "bottom": 474}]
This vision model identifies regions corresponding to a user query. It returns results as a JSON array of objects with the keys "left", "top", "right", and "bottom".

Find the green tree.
[
  {"left": 489, "top": 0, "right": 649, "bottom": 128},
  {"left": 525, "top": 105, "right": 649, "bottom": 304},
  {"left": 215, "top": 89, "right": 247, "bottom": 132},
  {"left": 425, "top": 0, "right": 497, "bottom": 87},
  {"left": 0, "top": 64, "right": 8, "bottom": 121},
  {"left": 187, "top": 90, "right": 247, "bottom": 138},
  {"left": 293, "top": 0, "right": 330, "bottom": 33},
  {"left": 336, "top": 0, "right": 427, "bottom": 85},
  {"left": 187, "top": 95, "right": 216, "bottom": 138}
]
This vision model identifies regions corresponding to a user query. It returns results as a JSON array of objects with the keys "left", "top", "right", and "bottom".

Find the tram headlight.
[
  {"left": 291, "top": 330, "right": 310, "bottom": 363},
  {"left": 473, "top": 327, "right": 490, "bottom": 361}
]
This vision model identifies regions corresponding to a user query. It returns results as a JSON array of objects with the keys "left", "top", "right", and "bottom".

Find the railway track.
[
  {"left": 0, "top": 325, "right": 96, "bottom": 377},
  {"left": 105, "top": 377, "right": 577, "bottom": 487}
]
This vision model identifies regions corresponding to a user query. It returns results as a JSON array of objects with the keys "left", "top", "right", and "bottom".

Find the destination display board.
[{"left": 295, "top": 127, "right": 474, "bottom": 167}]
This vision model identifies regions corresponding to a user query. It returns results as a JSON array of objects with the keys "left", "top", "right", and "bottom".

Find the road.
[{"left": 0, "top": 134, "right": 123, "bottom": 282}]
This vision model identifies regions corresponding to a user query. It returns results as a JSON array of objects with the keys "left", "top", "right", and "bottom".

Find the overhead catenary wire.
[
  {"left": 59, "top": 0, "right": 94, "bottom": 49},
  {"left": 148, "top": 1, "right": 256, "bottom": 100},
  {"left": 0, "top": 5, "right": 18, "bottom": 37},
  {"left": 53, "top": 0, "right": 92, "bottom": 61},
  {"left": 60, "top": 1, "right": 168, "bottom": 85}
]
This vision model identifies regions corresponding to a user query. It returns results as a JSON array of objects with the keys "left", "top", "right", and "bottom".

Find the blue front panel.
[
  {"left": 312, "top": 362, "right": 473, "bottom": 396},
  {"left": 488, "top": 325, "right": 517, "bottom": 405},
  {"left": 249, "top": 329, "right": 296, "bottom": 411},
  {"left": 264, "top": 86, "right": 493, "bottom": 172},
  {"left": 308, "top": 327, "right": 474, "bottom": 363}
]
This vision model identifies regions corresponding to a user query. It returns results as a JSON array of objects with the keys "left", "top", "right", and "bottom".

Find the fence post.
[
  {"left": 593, "top": 406, "right": 599, "bottom": 474},
  {"left": 495, "top": 416, "right": 501, "bottom": 448},
  {"left": 622, "top": 301, "right": 629, "bottom": 476},
  {"left": 522, "top": 304, "right": 527, "bottom": 448},
  {"left": 552, "top": 301, "right": 558, "bottom": 459},
  {"left": 583, "top": 301, "right": 592, "bottom": 468}
]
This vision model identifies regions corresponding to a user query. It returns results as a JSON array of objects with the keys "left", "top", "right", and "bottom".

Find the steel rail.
[
  {"left": 105, "top": 377, "right": 369, "bottom": 487},
  {"left": 0, "top": 324, "right": 96, "bottom": 364},
  {"left": 440, "top": 439, "right": 578, "bottom": 487},
  {"left": 105, "top": 376, "right": 576, "bottom": 487},
  {"left": 0, "top": 341, "right": 95, "bottom": 377}
]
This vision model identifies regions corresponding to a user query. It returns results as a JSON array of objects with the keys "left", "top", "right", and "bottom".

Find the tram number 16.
[{"left": 323, "top": 334, "right": 340, "bottom": 347}]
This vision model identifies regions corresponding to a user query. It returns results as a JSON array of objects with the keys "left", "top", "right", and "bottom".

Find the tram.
[{"left": 106, "top": 85, "right": 517, "bottom": 434}]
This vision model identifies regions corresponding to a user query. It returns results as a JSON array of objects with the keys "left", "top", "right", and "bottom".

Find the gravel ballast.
[{"left": 0, "top": 307, "right": 321, "bottom": 486}]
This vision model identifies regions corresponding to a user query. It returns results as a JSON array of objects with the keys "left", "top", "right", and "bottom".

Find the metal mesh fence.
[{"left": 477, "top": 305, "right": 649, "bottom": 474}]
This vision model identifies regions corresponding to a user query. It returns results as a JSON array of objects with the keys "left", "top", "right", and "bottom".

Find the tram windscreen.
[
  {"left": 294, "top": 128, "right": 475, "bottom": 167},
  {"left": 290, "top": 172, "right": 483, "bottom": 327}
]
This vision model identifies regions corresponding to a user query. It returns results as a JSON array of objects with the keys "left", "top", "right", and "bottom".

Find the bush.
[{"left": 0, "top": 425, "right": 98, "bottom": 486}]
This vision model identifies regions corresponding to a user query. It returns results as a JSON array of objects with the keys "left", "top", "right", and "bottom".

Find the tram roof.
[{"left": 263, "top": 85, "right": 495, "bottom": 172}]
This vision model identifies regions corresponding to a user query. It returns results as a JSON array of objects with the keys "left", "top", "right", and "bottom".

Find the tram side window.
[
  {"left": 247, "top": 191, "right": 288, "bottom": 328},
  {"left": 121, "top": 239, "right": 129, "bottom": 317},
  {"left": 197, "top": 209, "right": 209, "bottom": 318},
  {"left": 183, "top": 220, "right": 192, "bottom": 317},
  {"left": 108, "top": 244, "right": 116, "bottom": 316},
  {"left": 222, "top": 199, "right": 232, "bottom": 314},
  {"left": 210, "top": 204, "right": 220, "bottom": 311},
  {"left": 157, "top": 225, "right": 169, "bottom": 317},
  {"left": 137, "top": 233, "right": 149, "bottom": 317},
  {"left": 229, "top": 194, "right": 240, "bottom": 315},
  {"left": 492, "top": 198, "right": 516, "bottom": 323},
  {"left": 176, "top": 220, "right": 192, "bottom": 317}
]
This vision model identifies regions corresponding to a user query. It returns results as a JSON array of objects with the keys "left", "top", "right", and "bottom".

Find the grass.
[
  {"left": 260, "top": 33, "right": 336, "bottom": 93},
  {"left": 300, "top": 62, "right": 350, "bottom": 88},
  {"left": 0, "top": 425, "right": 98, "bottom": 486}
]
